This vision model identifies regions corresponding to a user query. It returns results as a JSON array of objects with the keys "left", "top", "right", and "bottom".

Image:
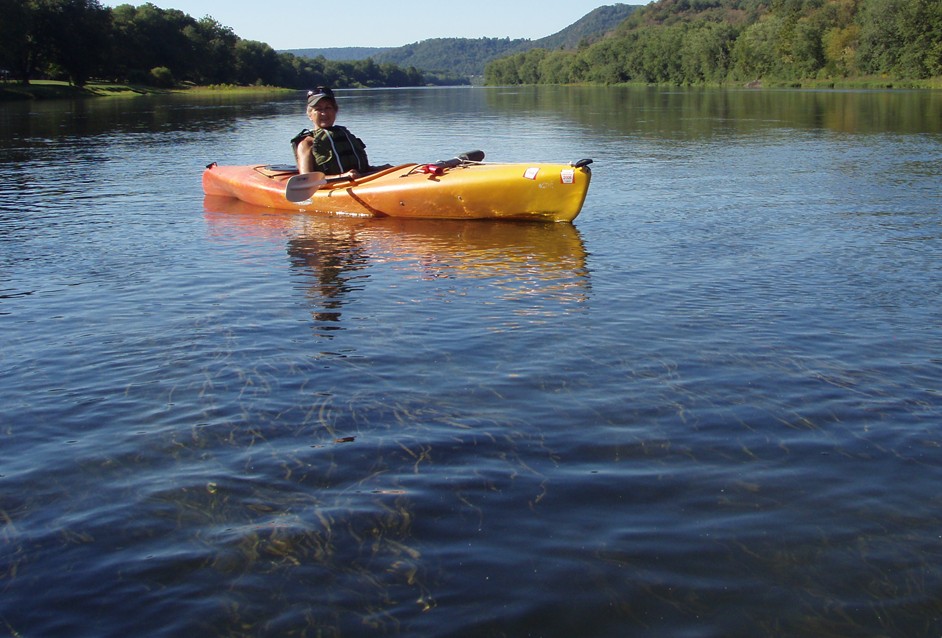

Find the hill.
[
  {"left": 484, "top": 0, "right": 942, "bottom": 86},
  {"left": 283, "top": 47, "right": 391, "bottom": 62},
  {"left": 282, "top": 4, "right": 638, "bottom": 78},
  {"left": 534, "top": 3, "right": 640, "bottom": 49}
]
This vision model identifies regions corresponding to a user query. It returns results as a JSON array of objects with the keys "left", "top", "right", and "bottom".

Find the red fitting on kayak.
[{"left": 419, "top": 164, "right": 445, "bottom": 176}]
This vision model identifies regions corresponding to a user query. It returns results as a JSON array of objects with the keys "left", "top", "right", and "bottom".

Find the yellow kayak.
[{"left": 202, "top": 155, "right": 593, "bottom": 222}]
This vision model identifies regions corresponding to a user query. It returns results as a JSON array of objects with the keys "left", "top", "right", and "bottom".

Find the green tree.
[
  {"left": 579, "top": 38, "right": 631, "bottom": 83},
  {"left": 823, "top": 24, "right": 860, "bottom": 75},
  {"left": 0, "top": 0, "right": 36, "bottom": 83},
  {"left": 184, "top": 17, "right": 238, "bottom": 85},
  {"left": 680, "top": 22, "right": 739, "bottom": 82},
  {"left": 517, "top": 49, "right": 548, "bottom": 84},
  {"left": 149, "top": 65, "right": 174, "bottom": 87},
  {"left": 538, "top": 49, "right": 577, "bottom": 84},
  {"left": 731, "top": 15, "right": 787, "bottom": 80},
  {"left": 234, "top": 40, "right": 280, "bottom": 85},
  {"left": 484, "top": 56, "right": 520, "bottom": 84},
  {"left": 0, "top": 0, "right": 109, "bottom": 85},
  {"left": 109, "top": 3, "right": 195, "bottom": 83},
  {"left": 895, "top": 0, "right": 942, "bottom": 77},
  {"left": 857, "top": 0, "right": 905, "bottom": 75},
  {"left": 38, "top": 0, "right": 111, "bottom": 86}
]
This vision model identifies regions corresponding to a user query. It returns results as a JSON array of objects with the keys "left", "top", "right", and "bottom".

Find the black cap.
[{"left": 307, "top": 86, "right": 335, "bottom": 108}]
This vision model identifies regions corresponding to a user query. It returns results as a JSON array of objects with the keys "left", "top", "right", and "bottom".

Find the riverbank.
[
  {"left": 0, "top": 80, "right": 295, "bottom": 101},
  {"left": 596, "top": 76, "right": 942, "bottom": 90},
  {"left": 758, "top": 75, "right": 942, "bottom": 89},
  {"left": 5, "top": 77, "right": 939, "bottom": 103}
]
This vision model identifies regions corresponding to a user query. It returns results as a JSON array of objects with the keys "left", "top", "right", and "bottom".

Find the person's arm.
[{"left": 295, "top": 136, "right": 316, "bottom": 174}]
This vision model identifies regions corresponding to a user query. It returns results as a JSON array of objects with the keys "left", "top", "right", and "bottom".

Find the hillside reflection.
[{"left": 485, "top": 85, "right": 942, "bottom": 137}]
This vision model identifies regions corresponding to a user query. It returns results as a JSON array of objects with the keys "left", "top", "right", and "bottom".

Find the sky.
[{"left": 102, "top": 0, "right": 625, "bottom": 50}]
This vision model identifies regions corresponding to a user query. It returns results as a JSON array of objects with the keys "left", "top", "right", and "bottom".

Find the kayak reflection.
[{"left": 203, "top": 195, "right": 590, "bottom": 334}]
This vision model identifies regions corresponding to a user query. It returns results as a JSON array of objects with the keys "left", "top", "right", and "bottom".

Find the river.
[{"left": 1, "top": 86, "right": 941, "bottom": 637}]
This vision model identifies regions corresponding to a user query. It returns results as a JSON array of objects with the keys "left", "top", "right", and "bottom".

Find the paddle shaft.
[{"left": 283, "top": 151, "right": 484, "bottom": 202}]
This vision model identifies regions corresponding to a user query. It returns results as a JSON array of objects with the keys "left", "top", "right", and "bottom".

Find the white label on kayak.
[
  {"left": 560, "top": 169, "right": 575, "bottom": 184},
  {"left": 524, "top": 167, "right": 540, "bottom": 180}
]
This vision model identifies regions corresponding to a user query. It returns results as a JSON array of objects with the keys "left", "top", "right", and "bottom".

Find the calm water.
[{"left": 1, "top": 86, "right": 941, "bottom": 637}]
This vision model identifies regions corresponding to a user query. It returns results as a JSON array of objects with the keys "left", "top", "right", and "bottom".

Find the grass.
[
  {"left": 603, "top": 75, "right": 942, "bottom": 90},
  {"left": 762, "top": 75, "right": 942, "bottom": 90},
  {"left": 0, "top": 80, "right": 295, "bottom": 102}
]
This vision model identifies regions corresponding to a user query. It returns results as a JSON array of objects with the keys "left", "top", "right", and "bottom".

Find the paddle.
[
  {"left": 284, "top": 171, "right": 353, "bottom": 202},
  {"left": 283, "top": 150, "right": 485, "bottom": 202},
  {"left": 457, "top": 150, "right": 485, "bottom": 163}
]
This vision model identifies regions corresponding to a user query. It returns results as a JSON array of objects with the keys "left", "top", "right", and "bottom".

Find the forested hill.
[
  {"left": 284, "top": 4, "right": 638, "bottom": 78},
  {"left": 485, "top": 0, "right": 942, "bottom": 86},
  {"left": 534, "top": 3, "right": 642, "bottom": 50},
  {"left": 287, "top": 47, "right": 390, "bottom": 62}
]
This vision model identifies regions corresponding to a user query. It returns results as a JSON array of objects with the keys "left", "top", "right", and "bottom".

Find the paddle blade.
[{"left": 285, "top": 172, "right": 327, "bottom": 202}]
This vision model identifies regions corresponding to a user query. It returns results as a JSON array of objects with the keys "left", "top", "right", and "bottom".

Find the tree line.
[
  {"left": 0, "top": 0, "right": 428, "bottom": 89},
  {"left": 485, "top": 0, "right": 942, "bottom": 85}
]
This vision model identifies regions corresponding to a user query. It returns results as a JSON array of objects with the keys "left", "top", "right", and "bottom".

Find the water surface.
[{"left": 1, "top": 86, "right": 941, "bottom": 637}]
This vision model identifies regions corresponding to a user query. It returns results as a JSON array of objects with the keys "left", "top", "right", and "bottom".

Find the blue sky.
[{"left": 102, "top": 1, "right": 630, "bottom": 49}]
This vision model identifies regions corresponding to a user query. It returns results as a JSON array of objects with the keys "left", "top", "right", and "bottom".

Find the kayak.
[{"left": 201, "top": 155, "right": 593, "bottom": 222}]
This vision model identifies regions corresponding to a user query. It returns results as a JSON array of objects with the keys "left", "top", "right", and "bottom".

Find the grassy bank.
[
  {"left": 5, "top": 77, "right": 939, "bottom": 102},
  {"left": 758, "top": 75, "right": 942, "bottom": 89},
  {"left": 599, "top": 75, "right": 942, "bottom": 90},
  {"left": 0, "top": 80, "right": 295, "bottom": 101}
]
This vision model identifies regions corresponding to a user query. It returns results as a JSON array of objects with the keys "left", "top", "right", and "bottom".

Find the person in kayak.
[{"left": 291, "top": 87, "right": 370, "bottom": 178}]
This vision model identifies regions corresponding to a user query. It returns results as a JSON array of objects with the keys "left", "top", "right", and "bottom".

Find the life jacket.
[{"left": 291, "top": 126, "right": 369, "bottom": 174}]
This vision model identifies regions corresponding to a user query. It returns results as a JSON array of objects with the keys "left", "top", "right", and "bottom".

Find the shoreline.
[
  {"left": 3, "top": 77, "right": 940, "bottom": 103},
  {"left": 0, "top": 81, "right": 296, "bottom": 102}
]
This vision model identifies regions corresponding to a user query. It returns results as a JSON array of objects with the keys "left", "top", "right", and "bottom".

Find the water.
[{"left": 1, "top": 86, "right": 941, "bottom": 637}]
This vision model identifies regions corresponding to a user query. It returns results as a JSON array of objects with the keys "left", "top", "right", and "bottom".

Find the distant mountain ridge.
[
  {"left": 282, "top": 4, "right": 638, "bottom": 78},
  {"left": 292, "top": 47, "right": 391, "bottom": 62}
]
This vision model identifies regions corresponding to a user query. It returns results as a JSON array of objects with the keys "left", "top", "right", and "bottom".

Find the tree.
[
  {"left": 234, "top": 40, "right": 280, "bottom": 85},
  {"left": 484, "top": 56, "right": 520, "bottom": 85},
  {"left": 109, "top": 3, "right": 196, "bottom": 83},
  {"left": 894, "top": 0, "right": 942, "bottom": 77},
  {"left": 517, "top": 49, "right": 548, "bottom": 84},
  {"left": 38, "top": 0, "right": 111, "bottom": 86},
  {"left": 184, "top": 17, "right": 238, "bottom": 85},
  {"left": 0, "top": 0, "right": 36, "bottom": 83},
  {"left": 680, "top": 22, "right": 739, "bottom": 82},
  {"left": 822, "top": 24, "right": 860, "bottom": 75},
  {"left": 731, "top": 15, "right": 786, "bottom": 80},
  {"left": 538, "top": 49, "right": 577, "bottom": 84},
  {"left": 853, "top": 0, "right": 930, "bottom": 76},
  {"left": 149, "top": 66, "right": 174, "bottom": 87}
]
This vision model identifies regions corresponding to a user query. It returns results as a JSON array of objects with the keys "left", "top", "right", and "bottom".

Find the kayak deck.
[{"left": 202, "top": 159, "right": 592, "bottom": 222}]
